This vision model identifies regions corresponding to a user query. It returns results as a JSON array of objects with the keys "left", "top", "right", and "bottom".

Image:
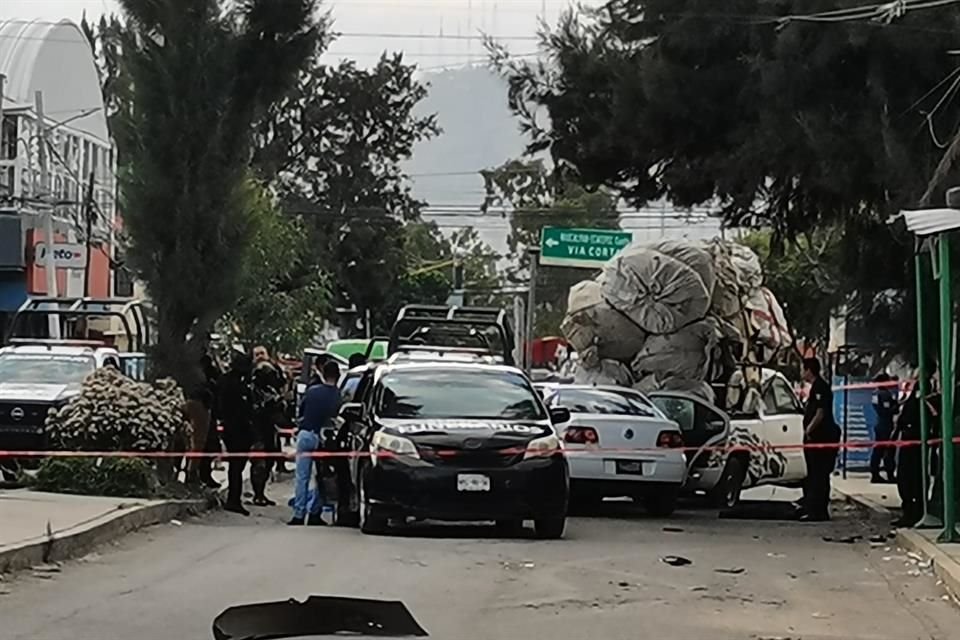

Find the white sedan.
[{"left": 538, "top": 384, "right": 686, "bottom": 516}]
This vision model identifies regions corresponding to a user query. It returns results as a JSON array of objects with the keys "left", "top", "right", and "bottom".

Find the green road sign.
[{"left": 539, "top": 227, "right": 634, "bottom": 268}]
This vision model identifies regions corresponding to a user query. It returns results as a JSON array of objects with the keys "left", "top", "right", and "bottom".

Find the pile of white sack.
[{"left": 560, "top": 239, "right": 790, "bottom": 402}]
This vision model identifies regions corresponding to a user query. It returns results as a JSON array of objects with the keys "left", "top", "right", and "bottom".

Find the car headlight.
[
  {"left": 524, "top": 433, "right": 562, "bottom": 460},
  {"left": 371, "top": 431, "right": 420, "bottom": 462}
]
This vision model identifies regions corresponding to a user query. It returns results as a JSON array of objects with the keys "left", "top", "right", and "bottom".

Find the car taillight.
[
  {"left": 657, "top": 431, "right": 683, "bottom": 448},
  {"left": 564, "top": 426, "right": 599, "bottom": 445}
]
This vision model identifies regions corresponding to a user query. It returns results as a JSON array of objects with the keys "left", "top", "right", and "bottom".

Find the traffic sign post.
[{"left": 539, "top": 227, "right": 633, "bottom": 268}]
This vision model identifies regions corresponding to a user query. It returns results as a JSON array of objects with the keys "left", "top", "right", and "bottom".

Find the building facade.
[{"left": 0, "top": 18, "right": 128, "bottom": 337}]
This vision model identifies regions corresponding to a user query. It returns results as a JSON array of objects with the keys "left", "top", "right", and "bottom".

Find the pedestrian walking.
[
  {"left": 289, "top": 359, "right": 341, "bottom": 526},
  {"left": 219, "top": 349, "right": 255, "bottom": 516},
  {"left": 799, "top": 357, "right": 841, "bottom": 522},
  {"left": 870, "top": 373, "right": 897, "bottom": 484}
]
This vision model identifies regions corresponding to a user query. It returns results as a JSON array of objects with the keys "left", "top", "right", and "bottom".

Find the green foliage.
[
  {"left": 356, "top": 222, "right": 501, "bottom": 333},
  {"left": 34, "top": 459, "right": 100, "bottom": 495},
  {"left": 34, "top": 458, "right": 155, "bottom": 498},
  {"left": 481, "top": 159, "right": 619, "bottom": 335},
  {"left": 80, "top": 13, "right": 133, "bottom": 162},
  {"left": 488, "top": 2, "right": 960, "bottom": 352},
  {"left": 45, "top": 369, "right": 191, "bottom": 455},
  {"left": 491, "top": 2, "right": 960, "bottom": 231},
  {"left": 254, "top": 53, "right": 440, "bottom": 329},
  {"left": 115, "top": 0, "right": 320, "bottom": 387},
  {"left": 739, "top": 229, "right": 844, "bottom": 346},
  {"left": 225, "top": 182, "right": 330, "bottom": 353},
  {"left": 96, "top": 458, "right": 156, "bottom": 498}
]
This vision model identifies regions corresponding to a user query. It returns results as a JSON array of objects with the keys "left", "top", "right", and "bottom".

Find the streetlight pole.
[
  {"left": 526, "top": 246, "right": 540, "bottom": 373},
  {"left": 34, "top": 90, "right": 60, "bottom": 339}
]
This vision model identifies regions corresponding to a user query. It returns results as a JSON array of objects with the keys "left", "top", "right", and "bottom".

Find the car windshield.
[
  {"left": 377, "top": 368, "right": 546, "bottom": 420},
  {"left": 0, "top": 354, "right": 97, "bottom": 384},
  {"left": 555, "top": 388, "right": 659, "bottom": 417}
]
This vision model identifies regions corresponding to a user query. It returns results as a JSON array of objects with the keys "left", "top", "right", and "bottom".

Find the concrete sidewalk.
[
  {"left": 833, "top": 471, "right": 901, "bottom": 513},
  {"left": 0, "top": 490, "right": 206, "bottom": 575},
  {"left": 834, "top": 471, "right": 960, "bottom": 601}
]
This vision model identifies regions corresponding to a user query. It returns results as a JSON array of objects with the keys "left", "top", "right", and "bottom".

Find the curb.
[
  {"left": 835, "top": 489, "right": 893, "bottom": 517},
  {"left": 0, "top": 497, "right": 211, "bottom": 575},
  {"left": 896, "top": 529, "right": 960, "bottom": 601},
  {"left": 834, "top": 488, "right": 960, "bottom": 603}
]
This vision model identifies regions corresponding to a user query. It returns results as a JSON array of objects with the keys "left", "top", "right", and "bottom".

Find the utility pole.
[
  {"left": 82, "top": 170, "right": 95, "bottom": 297},
  {"left": 0, "top": 74, "right": 6, "bottom": 162},
  {"left": 513, "top": 295, "right": 525, "bottom": 368},
  {"left": 35, "top": 90, "right": 60, "bottom": 338},
  {"left": 526, "top": 246, "right": 540, "bottom": 373}
]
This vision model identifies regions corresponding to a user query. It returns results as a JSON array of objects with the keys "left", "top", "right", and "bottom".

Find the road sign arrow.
[{"left": 545, "top": 238, "right": 560, "bottom": 247}]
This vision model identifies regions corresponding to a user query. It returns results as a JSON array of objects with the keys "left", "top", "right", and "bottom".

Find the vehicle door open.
[{"left": 647, "top": 391, "right": 730, "bottom": 491}]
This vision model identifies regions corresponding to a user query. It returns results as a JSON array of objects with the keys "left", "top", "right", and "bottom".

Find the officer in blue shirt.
[{"left": 289, "top": 359, "right": 341, "bottom": 525}]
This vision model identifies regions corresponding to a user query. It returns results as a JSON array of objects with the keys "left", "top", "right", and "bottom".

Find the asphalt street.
[{"left": 0, "top": 495, "right": 957, "bottom": 640}]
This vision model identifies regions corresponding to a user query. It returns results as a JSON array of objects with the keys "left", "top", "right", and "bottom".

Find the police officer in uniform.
[
  {"left": 219, "top": 349, "right": 255, "bottom": 516},
  {"left": 871, "top": 373, "right": 897, "bottom": 484},
  {"left": 250, "top": 345, "right": 288, "bottom": 505},
  {"left": 800, "top": 357, "right": 841, "bottom": 522},
  {"left": 895, "top": 382, "right": 929, "bottom": 527}
]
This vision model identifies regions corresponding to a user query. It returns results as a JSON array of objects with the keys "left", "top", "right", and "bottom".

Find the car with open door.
[
  {"left": 647, "top": 368, "right": 806, "bottom": 511},
  {"left": 537, "top": 384, "right": 686, "bottom": 516}
]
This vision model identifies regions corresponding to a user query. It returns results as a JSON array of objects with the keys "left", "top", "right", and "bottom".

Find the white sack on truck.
[
  {"left": 561, "top": 280, "right": 648, "bottom": 361},
  {"left": 729, "top": 242, "right": 763, "bottom": 292},
  {"left": 632, "top": 373, "right": 715, "bottom": 403},
  {"left": 631, "top": 317, "right": 719, "bottom": 382},
  {"left": 746, "top": 287, "right": 791, "bottom": 350},
  {"left": 573, "top": 358, "right": 634, "bottom": 387},
  {"left": 705, "top": 239, "right": 744, "bottom": 319},
  {"left": 601, "top": 241, "right": 714, "bottom": 335}
]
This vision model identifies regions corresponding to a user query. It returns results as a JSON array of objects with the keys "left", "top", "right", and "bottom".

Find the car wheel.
[
  {"left": 533, "top": 516, "right": 566, "bottom": 539},
  {"left": 643, "top": 491, "right": 678, "bottom": 517},
  {"left": 358, "top": 470, "right": 388, "bottom": 535},
  {"left": 713, "top": 457, "right": 747, "bottom": 511},
  {"left": 495, "top": 519, "right": 525, "bottom": 537}
]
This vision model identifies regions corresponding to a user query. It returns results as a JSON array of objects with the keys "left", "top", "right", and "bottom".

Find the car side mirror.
[
  {"left": 340, "top": 402, "right": 364, "bottom": 421},
  {"left": 549, "top": 406, "right": 571, "bottom": 425}
]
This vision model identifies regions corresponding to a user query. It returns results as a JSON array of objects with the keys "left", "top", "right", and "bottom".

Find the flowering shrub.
[{"left": 45, "top": 367, "right": 192, "bottom": 454}]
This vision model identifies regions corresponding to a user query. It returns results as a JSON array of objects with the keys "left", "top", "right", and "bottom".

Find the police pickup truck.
[
  {"left": 335, "top": 305, "right": 571, "bottom": 538},
  {"left": 0, "top": 342, "right": 122, "bottom": 454}
]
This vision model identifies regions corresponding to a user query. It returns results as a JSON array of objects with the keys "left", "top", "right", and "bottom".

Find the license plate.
[
  {"left": 457, "top": 474, "right": 491, "bottom": 492},
  {"left": 614, "top": 460, "right": 644, "bottom": 475}
]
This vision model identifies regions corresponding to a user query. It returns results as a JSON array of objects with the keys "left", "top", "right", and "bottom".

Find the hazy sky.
[
  {"left": 1, "top": 0, "right": 579, "bottom": 70},
  {"left": 1, "top": 0, "right": 722, "bottom": 246}
]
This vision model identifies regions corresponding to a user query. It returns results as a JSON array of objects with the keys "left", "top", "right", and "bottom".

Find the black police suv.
[{"left": 338, "top": 359, "right": 570, "bottom": 538}]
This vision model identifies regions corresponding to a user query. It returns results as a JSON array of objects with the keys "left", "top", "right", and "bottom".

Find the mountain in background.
[
  {"left": 406, "top": 65, "right": 525, "bottom": 253},
  {"left": 405, "top": 64, "right": 723, "bottom": 253}
]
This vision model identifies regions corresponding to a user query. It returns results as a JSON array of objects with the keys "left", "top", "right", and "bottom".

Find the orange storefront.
[{"left": 23, "top": 227, "right": 112, "bottom": 298}]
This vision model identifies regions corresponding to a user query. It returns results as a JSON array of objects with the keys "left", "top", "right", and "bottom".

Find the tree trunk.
[{"left": 150, "top": 306, "right": 203, "bottom": 392}]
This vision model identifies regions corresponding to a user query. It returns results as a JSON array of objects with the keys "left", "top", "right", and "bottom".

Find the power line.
[{"left": 332, "top": 31, "right": 540, "bottom": 42}]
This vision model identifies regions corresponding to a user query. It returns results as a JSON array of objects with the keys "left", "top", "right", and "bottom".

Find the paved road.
[{"left": 0, "top": 498, "right": 956, "bottom": 640}]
